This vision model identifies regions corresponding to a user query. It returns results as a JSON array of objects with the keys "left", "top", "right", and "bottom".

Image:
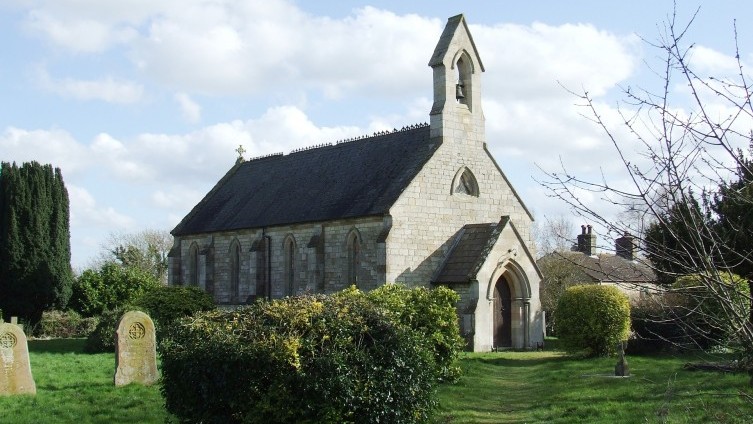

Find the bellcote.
[{"left": 428, "top": 14, "right": 485, "bottom": 143}]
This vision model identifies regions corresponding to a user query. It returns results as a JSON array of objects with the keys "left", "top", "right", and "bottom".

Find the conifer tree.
[{"left": 0, "top": 161, "right": 72, "bottom": 326}]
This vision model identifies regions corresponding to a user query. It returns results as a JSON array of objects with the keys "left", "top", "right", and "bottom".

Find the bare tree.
[
  {"left": 92, "top": 229, "right": 173, "bottom": 285},
  {"left": 533, "top": 214, "right": 576, "bottom": 257},
  {"left": 538, "top": 7, "right": 753, "bottom": 357}
]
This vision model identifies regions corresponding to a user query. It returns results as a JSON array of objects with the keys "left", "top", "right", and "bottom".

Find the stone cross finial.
[{"left": 235, "top": 144, "right": 246, "bottom": 162}]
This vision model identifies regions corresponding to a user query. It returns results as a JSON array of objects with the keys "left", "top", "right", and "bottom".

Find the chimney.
[
  {"left": 576, "top": 225, "right": 597, "bottom": 256},
  {"left": 615, "top": 232, "right": 636, "bottom": 260}
]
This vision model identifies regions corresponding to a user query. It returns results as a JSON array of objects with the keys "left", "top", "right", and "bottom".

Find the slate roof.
[
  {"left": 433, "top": 218, "right": 508, "bottom": 284},
  {"left": 172, "top": 125, "right": 439, "bottom": 236},
  {"left": 539, "top": 251, "right": 657, "bottom": 283}
]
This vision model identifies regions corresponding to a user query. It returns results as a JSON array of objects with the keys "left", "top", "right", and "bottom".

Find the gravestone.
[
  {"left": 114, "top": 311, "right": 158, "bottom": 386},
  {"left": 614, "top": 341, "right": 630, "bottom": 377},
  {"left": 0, "top": 322, "right": 36, "bottom": 395}
]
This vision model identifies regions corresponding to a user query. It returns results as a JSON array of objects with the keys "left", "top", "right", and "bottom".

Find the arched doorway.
[{"left": 493, "top": 277, "right": 512, "bottom": 348}]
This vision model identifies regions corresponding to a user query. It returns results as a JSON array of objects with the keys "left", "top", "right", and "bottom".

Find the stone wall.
[
  {"left": 386, "top": 137, "right": 534, "bottom": 287},
  {"left": 172, "top": 216, "right": 387, "bottom": 303}
]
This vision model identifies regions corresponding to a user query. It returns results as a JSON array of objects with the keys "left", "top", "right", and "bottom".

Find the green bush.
[
  {"left": 627, "top": 295, "right": 686, "bottom": 354},
  {"left": 131, "top": 285, "right": 215, "bottom": 348},
  {"left": 69, "top": 262, "right": 160, "bottom": 317},
  {"left": 36, "top": 310, "right": 99, "bottom": 338},
  {"left": 363, "top": 284, "right": 464, "bottom": 382},
  {"left": 160, "top": 294, "right": 437, "bottom": 424},
  {"left": 671, "top": 272, "right": 751, "bottom": 349},
  {"left": 84, "top": 307, "right": 137, "bottom": 353},
  {"left": 84, "top": 286, "right": 215, "bottom": 353},
  {"left": 554, "top": 285, "right": 631, "bottom": 356}
]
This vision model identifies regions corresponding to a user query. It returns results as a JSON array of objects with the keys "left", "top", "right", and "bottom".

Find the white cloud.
[
  {"left": 68, "top": 184, "right": 135, "bottom": 229},
  {"left": 474, "top": 22, "right": 639, "bottom": 100},
  {"left": 38, "top": 69, "right": 144, "bottom": 103},
  {"left": 25, "top": 10, "right": 137, "bottom": 53},
  {"left": 174, "top": 93, "right": 201, "bottom": 123},
  {"left": 0, "top": 126, "right": 90, "bottom": 174}
]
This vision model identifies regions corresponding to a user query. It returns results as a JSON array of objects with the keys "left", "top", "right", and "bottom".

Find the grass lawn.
[
  {"left": 0, "top": 339, "right": 172, "bottom": 424},
  {"left": 434, "top": 347, "right": 753, "bottom": 423},
  {"left": 1, "top": 338, "right": 752, "bottom": 423}
]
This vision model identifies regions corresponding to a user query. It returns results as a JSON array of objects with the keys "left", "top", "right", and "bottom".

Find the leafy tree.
[
  {"left": 0, "top": 161, "right": 72, "bottom": 326},
  {"left": 69, "top": 262, "right": 160, "bottom": 317}
]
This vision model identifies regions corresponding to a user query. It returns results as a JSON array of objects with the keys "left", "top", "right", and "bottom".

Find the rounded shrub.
[
  {"left": 160, "top": 294, "right": 437, "bottom": 424},
  {"left": 671, "top": 272, "right": 750, "bottom": 349},
  {"left": 364, "top": 284, "right": 464, "bottom": 382},
  {"left": 554, "top": 284, "right": 631, "bottom": 356}
]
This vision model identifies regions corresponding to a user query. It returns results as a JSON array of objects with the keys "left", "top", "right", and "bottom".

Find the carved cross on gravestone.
[
  {"left": 614, "top": 340, "right": 630, "bottom": 377},
  {"left": 0, "top": 322, "right": 36, "bottom": 395},
  {"left": 114, "top": 311, "right": 158, "bottom": 386}
]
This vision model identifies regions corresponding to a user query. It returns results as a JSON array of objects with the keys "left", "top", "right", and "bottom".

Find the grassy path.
[{"left": 435, "top": 350, "right": 753, "bottom": 423}]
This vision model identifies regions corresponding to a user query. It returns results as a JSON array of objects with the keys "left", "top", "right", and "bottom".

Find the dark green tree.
[
  {"left": 644, "top": 196, "right": 709, "bottom": 285},
  {"left": 0, "top": 161, "right": 73, "bottom": 326},
  {"left": 711, "top": 156, "right": 753, "bottom": 323}
]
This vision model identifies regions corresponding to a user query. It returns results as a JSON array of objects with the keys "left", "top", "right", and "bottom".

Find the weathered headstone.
[
  {"left": 114, "top": 311, "right": 158, "bottom": 386},
  {"left": 0, "top": 322, "right": 36, "bottom": 395},
  {"left": 614, "top": 341, "right": 630, "bottom": 377}
]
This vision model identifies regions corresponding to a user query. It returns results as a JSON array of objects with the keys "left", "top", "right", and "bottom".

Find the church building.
[{"left": 168, "top": 14, "right": 543, "bottom": 351}]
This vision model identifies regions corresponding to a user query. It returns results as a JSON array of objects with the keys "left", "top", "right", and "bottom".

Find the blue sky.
[{"left": 1, "top": 0, "right": 751, "bottom": 269}]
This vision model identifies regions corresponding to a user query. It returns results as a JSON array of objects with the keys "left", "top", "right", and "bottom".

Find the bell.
[{"left": 455, "top": 82, "right": 465, "bottom": 100}]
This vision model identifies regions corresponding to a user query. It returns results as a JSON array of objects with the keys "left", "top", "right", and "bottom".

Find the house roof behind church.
[
  {"left": 539, "top": 251, "right": 657, "bottom": 283},
  {"left": 172, "top": 125, "right": 439, "bottom": 236}
]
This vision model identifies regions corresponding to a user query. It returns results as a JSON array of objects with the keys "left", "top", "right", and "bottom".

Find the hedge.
[
  {"left": 36, "top": 310, "right": 99, "bottom": 338},
  {"left": 160, "top": 293, "right": 437, "bottom": 424},
  {"left": 671, "top": 272, "right": 750, "bottom": 350}
]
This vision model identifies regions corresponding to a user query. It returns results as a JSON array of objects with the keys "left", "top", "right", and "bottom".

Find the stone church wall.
[
  {"left": 386, "top": 131, "right": 534, "bottom": 287},
  {"left": 172, "top": 215, "right": 386, "bottom": 303}
]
